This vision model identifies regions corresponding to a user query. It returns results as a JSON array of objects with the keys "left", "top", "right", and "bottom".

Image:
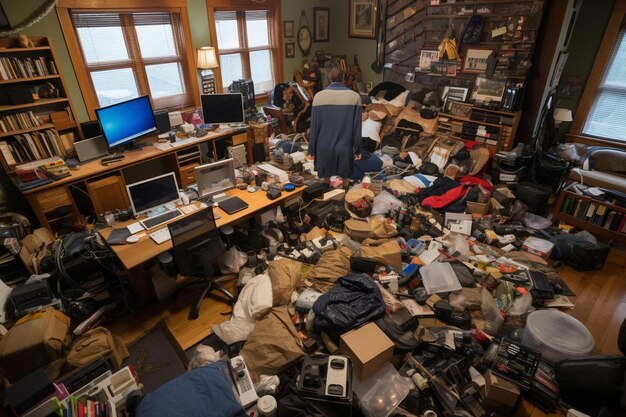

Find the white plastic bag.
[
  {"left": 187, "top": 344, "right": 223, "bottom": 370},
  {"left": 217, "top": 246, "right": 248, "bottom": 274},
  {"left": 371, "top": 191, "right": 404, "bottom": 215}
]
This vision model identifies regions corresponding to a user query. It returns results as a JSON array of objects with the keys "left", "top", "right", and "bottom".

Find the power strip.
[{"left": 321, "top": 189, "right": 345, "bottom": 201}]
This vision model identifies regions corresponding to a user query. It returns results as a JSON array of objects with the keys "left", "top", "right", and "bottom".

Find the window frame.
[
  {"left": 57, "top": 0, "right": 200, "bottom": 120},
  {"left": 568, "top": 0, "right": 626, "bottom": 149},
  {"left": 207, "top": 0, "right": 283, "bottom": 100}
]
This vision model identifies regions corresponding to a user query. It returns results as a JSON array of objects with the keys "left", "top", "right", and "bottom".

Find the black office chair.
[{"left": 168, "top": 206, "right": 236, "bottom": 319}]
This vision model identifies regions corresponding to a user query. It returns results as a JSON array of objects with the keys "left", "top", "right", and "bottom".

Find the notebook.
[
  {"left": 106, "top": 227, "right": 131, "bottom": 245},
  {"left": 218, "top": 196, "right": 249, "bottom": 214}
]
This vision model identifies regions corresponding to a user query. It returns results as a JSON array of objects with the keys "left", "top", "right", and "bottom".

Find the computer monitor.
[
  {"left": 126, "top": 172, "right": 180, "bottom": 216},
  {"left": 194, "top": 158, "right": 236, "bottom": 198},
  {"left": 201, "top": 93, "right": 245, "bottom": 125},
  {"left": 96, "top": 96, "right": 157, "bottom": 150}
]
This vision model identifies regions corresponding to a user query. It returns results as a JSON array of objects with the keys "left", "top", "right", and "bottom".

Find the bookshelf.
[
  {"left": 554, "top": 190, "right": 626, "bottom": 244},
  {"left": 435, "top": 102, "right": 521, "bottom": 154},
  {"left": 0, "top": 37, "right": 82, "bottom": 174}
]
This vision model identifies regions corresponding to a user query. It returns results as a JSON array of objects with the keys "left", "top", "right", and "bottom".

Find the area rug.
[{"left": 123, "top": 321, "right": 189, "bottom": 393}]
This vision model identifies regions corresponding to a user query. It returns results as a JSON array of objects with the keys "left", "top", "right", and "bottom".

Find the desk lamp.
[
  {"left": 197, "top": 46, "right": 219, "bottom": 94},
  {"left": 553, "top": 107, "right": 573, "bottom": 143}
]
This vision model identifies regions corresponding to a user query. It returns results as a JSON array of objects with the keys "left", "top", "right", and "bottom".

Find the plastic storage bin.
[
  {"left": 522, "top": 310, "right": 594, "bottom": 363},
  {"left": 421, "top": 262, "right": 462, "bottom": 294},
  {"left": 352, "top": 363, "right": 413, "bottom": 417}
]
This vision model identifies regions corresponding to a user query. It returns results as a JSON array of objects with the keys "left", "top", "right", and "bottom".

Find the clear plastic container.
[
  {"left": 353, "top": 363, "right": 413, "bottom": 417},
  {"left": 421, "top": 262, "right": 462, "bottom": 294},
  {"left": 522, "top": 310, "right": 594, "bottom": 363}
]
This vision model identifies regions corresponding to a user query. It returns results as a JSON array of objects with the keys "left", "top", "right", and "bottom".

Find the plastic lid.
[
  {"left": 525, "top": 310, "right": 594, "bottom": 355},
  {"left": 257, "top": 395, "right": 277, "bottom": 414}
]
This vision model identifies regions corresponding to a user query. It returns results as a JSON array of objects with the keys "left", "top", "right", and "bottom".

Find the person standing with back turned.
[{"left": 308, "top": 68, "right": 362, "bottom": 186}]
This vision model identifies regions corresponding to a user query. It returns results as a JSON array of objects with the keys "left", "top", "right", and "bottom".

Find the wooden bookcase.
[
  {"left": 435, "top": 102, "right": 520, "bottom": 154},
  {"left": 0, "top": 37, "right": 82, "bottom": 174},
  {"left": 553, "top": 190, "right": 626, "bottom": 245}
]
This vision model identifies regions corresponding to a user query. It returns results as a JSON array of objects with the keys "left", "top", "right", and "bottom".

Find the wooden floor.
[{"left": 110, "top": 246, "right": 626, "bottom": 415}]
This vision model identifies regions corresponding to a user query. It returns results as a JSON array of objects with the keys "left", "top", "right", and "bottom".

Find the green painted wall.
[
  {"left": 556, "top": 0, "right": 616, "bottom": 134},
  {"left": 0, "top": 0, "right": 381, "bottom": 124}
]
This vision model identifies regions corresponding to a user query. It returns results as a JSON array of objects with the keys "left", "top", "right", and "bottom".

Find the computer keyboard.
[
  {"left": 149, "top": 228, "right": 171, "bottom": 244},
  {"left": 140, "top": 208, "right": 183, "bottom": 230}
]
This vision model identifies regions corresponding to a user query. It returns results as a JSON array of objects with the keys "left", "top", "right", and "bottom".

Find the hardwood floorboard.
[{"left": 109, "top": 246, "right": 626, "bottom": 415}]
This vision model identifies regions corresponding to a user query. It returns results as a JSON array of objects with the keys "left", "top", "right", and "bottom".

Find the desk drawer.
[
  {"left": 34, "top": 187, "right": 73, "bottom": 213},
  {"left": 179, "top": 162, "right": 199, "bottom": 186},
  {"left": 232, "top": 133, "right": 248, "bottom": 146}
]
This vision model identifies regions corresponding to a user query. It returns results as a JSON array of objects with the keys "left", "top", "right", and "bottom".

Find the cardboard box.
[
  {"left": 484, "top": 370, "right": 520, "bottom": 408},
  {"left": 340, "top": 323, "right": 394, "bottom": 380}
]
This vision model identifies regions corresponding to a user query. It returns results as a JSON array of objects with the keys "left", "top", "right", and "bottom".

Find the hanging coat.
[{"left": 309, "top": 82, "right": 362, "bottom": 178}]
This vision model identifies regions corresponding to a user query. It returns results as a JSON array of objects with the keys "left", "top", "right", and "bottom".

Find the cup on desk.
[
  {"left": 255, "top": 173, "right": 267, "bottom": 187},
  {"left": 104, "top": 211, "right": 116, "bottom": 227}
]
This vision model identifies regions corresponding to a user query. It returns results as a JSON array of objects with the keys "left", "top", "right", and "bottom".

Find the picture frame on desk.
[{"left": 471, "top": 76, "right": 506, "bottom": 103}]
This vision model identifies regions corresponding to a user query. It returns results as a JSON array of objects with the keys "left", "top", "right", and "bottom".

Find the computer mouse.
[
  {"left": 126, "top": 235, "right": 139, "bottom": 244},
  {"left": 65, "top": 158, "right": 80, "bottom": 170}
]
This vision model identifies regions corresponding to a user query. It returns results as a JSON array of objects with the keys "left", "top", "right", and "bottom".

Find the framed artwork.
[
  {"left": 285, "top": 42, "right": 295, "bottom": 59},
  {"left": 418, "top": 50, "right": 440, "bottom": 70},
  {"left": 284, "top": 21, "right": 294, "bottom": 38},
  {"left": 442, "top": 86, "right": 469, "bottom": 102},
  {"left": 462, "top": 48, "right": 493, "bottom": 74},
  {"left": 364, "top": 82, "right": 373, "bottom": 92},
  {"left": 314, "top": 7, "right": 330, "bottom": 42},
  {"left": 557, "top": 76, "right": 584, "bottom": 99},
  {"left": 315, "top": 50, "right": 325, "bottom": 61},
  {"left": 349, "top": 0, "right": 377, "bottom": 39},
  {"left": 472, "top": 76, "right": 506, "bottom": 102}
]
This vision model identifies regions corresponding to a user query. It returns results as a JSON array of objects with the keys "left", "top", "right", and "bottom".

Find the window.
[
  {"left": 208, "top": 1, "right": 283, "bottom": 97},
  {"left": 570, "top": 0, "right": 626, "bottom": 147},
  {"left": 70, "top": 11, "right": 192, "bottom": 110}
]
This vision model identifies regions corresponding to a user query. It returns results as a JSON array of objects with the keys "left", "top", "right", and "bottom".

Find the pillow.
[
  {"left": 362, "top": 118, "right": 383, "bottom": 142},
  {"left": 388, "top": 90, "right": 410, "bottom": 108}
]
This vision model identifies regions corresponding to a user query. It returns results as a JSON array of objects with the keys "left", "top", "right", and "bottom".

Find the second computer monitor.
[
  {"left": 96, "top": 95, "right": 158, "bottom": 149},
  {"left": 194, "top": 158, "right": 236, "bottom": 198},
  {"left": 126, "top": 172, "right": 180, "bottom": 216},
  {"left": 201, "top": 93, "right": 245, "bottom": 125}
]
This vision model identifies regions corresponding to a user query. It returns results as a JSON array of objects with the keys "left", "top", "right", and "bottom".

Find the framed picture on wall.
[
  {"left": 462, "top": 48, "right": 493, "bottom": 74},
  {"left": 284, "top": 21, "right": 294, "bottom": 38},
  {"left": 349, "top": 0, "right": 378, "bottom": 39},
  {"left": 314, "top": 7, "right": 330, "bottom": 42},
  {"left": 285, "top": 42, "right": 295, "bottom": 58},
  {"left": 471, "top": 76, "right": 506, "bottom": 102},
  {"left": 418, "top": 50, "right": 440, "bottom": 70}
]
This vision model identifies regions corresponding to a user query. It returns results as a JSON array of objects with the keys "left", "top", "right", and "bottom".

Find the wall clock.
[{"left": 297, "top": 11, "right": 312, "bottom": 56}]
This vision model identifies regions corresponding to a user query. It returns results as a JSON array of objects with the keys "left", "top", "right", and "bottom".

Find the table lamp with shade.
[
  {"left": 553, "top": 107, "right": 573, "bottom": 142},
  {"left": 197, "top": 46, "right": 219, "bottom": 94}
]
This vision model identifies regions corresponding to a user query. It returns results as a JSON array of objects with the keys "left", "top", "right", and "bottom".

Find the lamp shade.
[
  {"left": 197, "top": 47, "right": 219, "bottom": 69},
  {"left": 553, "top": 108, "right": 573, "bottom": 123}
]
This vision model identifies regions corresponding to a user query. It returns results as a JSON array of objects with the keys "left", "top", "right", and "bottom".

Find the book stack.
[
  {"left": 560, "top": 195, "right": 626, "bottom": 234},
  {"left": 0, "top": 128, "right": 73, "bottom": 166},
  {"left": 0, "top": 56, "right": 58, "bottom": 80},
  {"left": 0, "top": 110, "right": 43, "bottom": 132},
  {"left": 65, "top": 395, "right": 112, "bottom": 417}
]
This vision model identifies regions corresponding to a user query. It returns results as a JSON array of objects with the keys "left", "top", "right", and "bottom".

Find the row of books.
[
  {"left": 65, "top": 395, "right": 112, "bottom": 417},
  {"left": 0, "top": 110, "right": 43, "bottom": 133},
  {"left": 0, "top": 129, "right": 74, "bottom": 165},
  {"left": 561, "top": 196, "right": 626, "bottom": 234},
  {"left": 0, "top": 56, "right": 58, "bottom": 80}
]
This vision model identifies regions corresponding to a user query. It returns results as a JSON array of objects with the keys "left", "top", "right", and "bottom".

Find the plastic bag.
[
  {"left": 371, "top": 191, "right": 404, "bottom": 215},
  {"left": 255, "top": 375, "right": 280, "bottom": 396},
  {"left": 480, "top": 288, "right": 503, "bottom": 336},
  {"left": 522, "top": 212, "right": 552, "bottom": 230},
  {"left": 217, "top": 246, "right": 248, "bottom": 274},
  {"left": 446, "top": 233, "right": 471, "bottom": 261},
  {"left": 187, "top": 344, "right": 223, "bottom": 370}
]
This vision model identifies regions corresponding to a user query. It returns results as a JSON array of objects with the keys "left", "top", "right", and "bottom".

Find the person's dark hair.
[{"left": 330, "top": 68, "right": 345, "bottom": 83}]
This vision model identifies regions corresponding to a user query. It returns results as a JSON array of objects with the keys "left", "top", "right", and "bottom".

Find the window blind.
[
  {"left": 70, "top": 10, "right": 192, "bottom": 110},
  {"left": 583, "top": 27, "right": 626, "bottom": 142}
]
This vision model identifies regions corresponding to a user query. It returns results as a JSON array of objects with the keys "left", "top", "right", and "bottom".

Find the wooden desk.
[
  {"left": 19, "top": 128, "right": 248, "bottom": 232},
  {"left": 99, "top": 187, "right": 304, "bottom": 270}
]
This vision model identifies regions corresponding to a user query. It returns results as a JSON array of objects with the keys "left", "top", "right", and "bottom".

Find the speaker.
[
  {"left": 74, "top": 135, "right": 109, "bottom": 163},
  {"left": 154, "top": 110, "right": 170, "bottom": 134},
  {"left": 80, "top": 120, "right": 103, "bottom": 139}
]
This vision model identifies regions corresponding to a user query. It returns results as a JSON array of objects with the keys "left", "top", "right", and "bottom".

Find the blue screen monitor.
[{"left": 95, "top": 96, "right": 158, "bottom": 149}]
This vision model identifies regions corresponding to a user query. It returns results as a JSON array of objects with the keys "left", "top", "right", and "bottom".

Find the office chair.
[{"left": 168, "top": 206, "right": 236, "bottom": 319}]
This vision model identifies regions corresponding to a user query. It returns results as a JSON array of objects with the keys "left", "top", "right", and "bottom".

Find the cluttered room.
[{"left": 0, "top": 0, "right": 625, "bottom": 416}]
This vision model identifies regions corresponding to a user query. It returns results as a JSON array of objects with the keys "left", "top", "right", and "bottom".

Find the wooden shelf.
[
  {"left": 0, "top": 46, "right": 51, "bottom": 53},
  {"left": 557, "top": 213, "right": 626, "bottom": 243},
  {"left": 0, "top": 123, "right": 54, "bottom": 138},
  {"left": 439, "top": 113, "right": 511, "bottom": 128},
  {"left": 0, "top": 98, "right": 69, "bottom": 112},
  {"left": 0, "top": 75, "right": 60, "bottom": 85},
  {"left": 560, "top": 190, "right": 626, "bottom": 215}
]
